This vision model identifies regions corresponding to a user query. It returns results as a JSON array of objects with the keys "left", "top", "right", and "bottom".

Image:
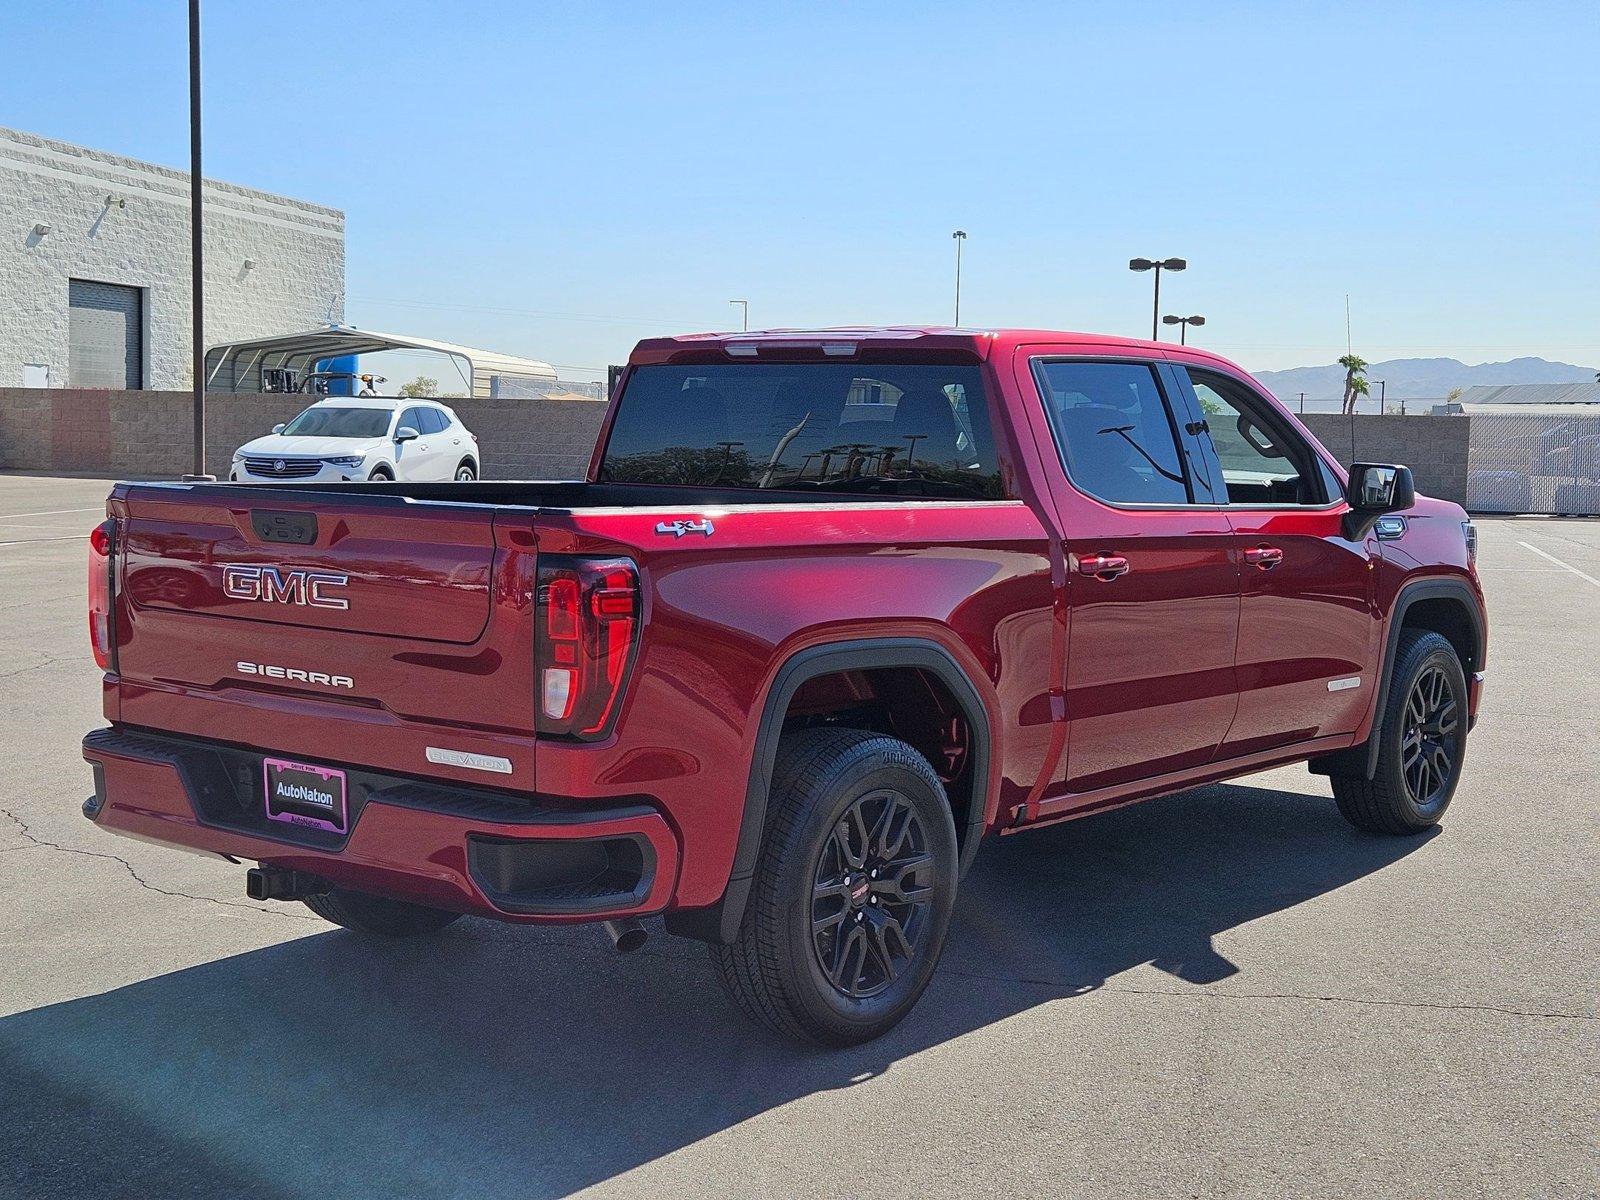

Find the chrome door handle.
[
  {"left": 1244, "top": 545, "right": 1284, "bottom": 570},
  {"left": 1077, "top": 553, "right": 1130, "bottom": 580}
]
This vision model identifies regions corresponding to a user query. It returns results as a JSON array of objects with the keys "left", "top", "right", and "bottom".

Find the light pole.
[
  {"left": 1129, "top": 257, "right": 1186, "bottom": 340},
  {"left": 1374, "top": 379, "right": 1386, "bottom": 414},
  {"left": 1161, "top": 314, "right": 1205, "bottom": 345},
  {"left": 187, "top": 0, "right": 210, "bottom": 479},
  {"left": 952, "top": 230, "right": 967, "bottom": 325},
  {"left": 729, "top": 299, "right": 748, "bottom": 332}
]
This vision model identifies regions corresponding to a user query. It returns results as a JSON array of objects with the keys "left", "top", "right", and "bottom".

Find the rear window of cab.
[{"left": 601, "top": 363, "right": 1005, "bottom": 499}]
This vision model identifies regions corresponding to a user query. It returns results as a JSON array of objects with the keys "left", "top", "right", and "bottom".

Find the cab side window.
[
  {"left": 1034, "top": 360, "right": 1190, "bottom": 505},
  {"left": 1187, "top": 369, "right": 1329, "bottom": 506}
]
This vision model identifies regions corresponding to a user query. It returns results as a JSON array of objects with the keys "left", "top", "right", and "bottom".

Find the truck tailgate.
[
  {"left": 107, "top": 485, "right": 539, "bottom": 781},
  {"left": 121, "top": 489, "right": 494, "bottom": 642}
]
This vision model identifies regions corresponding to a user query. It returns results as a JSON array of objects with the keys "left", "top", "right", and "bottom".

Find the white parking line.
[
  {"left": 0, "top": 507, "right": 102, "bottom": 521},
  {"left": 0, "top": 535, "right": 89, "bottom": 547},
  {"left": 1518, "top": 540, "right": 1600, "bottom": 590}
]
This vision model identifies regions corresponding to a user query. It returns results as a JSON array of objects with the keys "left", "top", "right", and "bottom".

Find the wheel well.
[
  {"left": 457, "top": 454, "right": 478, "bottom": 472},
  {"left": 781, "top": 665, "right": 979, "bottom": 856},
  {"left": 1400, "top": 596, "right": 1479, "bottom": 674}
]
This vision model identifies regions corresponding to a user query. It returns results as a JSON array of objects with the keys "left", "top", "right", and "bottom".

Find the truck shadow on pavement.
[{"left": 3, "top": 781, "right": 1435, "bottom": 1200}]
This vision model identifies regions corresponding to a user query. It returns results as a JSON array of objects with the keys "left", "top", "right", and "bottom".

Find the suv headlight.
[{"left": 322, "top": 455, "right": 366, "bottom": 468}]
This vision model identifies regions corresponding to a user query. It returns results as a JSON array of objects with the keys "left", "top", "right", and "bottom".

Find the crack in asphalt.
[
  {"left": 0, "top": 806, "right": 320, "bottom": 922},
  {"left": 0, "top": 655, "right": 69, "bottom": 682},
  {"left": 937, "top": 966, "right": 1596, "bottom": 1023}
]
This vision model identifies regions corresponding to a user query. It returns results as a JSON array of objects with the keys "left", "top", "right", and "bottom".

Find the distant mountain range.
[{"left": 1252, "top": 357, "right": 1598, "bottom": 400}]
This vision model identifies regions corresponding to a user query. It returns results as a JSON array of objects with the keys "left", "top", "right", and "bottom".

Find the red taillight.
[
  {"left": 535, "top": 556, "right": 639, "bottom": 740},
  {"left": 87, "top": 519, "right": 116, "bottom": 671}
]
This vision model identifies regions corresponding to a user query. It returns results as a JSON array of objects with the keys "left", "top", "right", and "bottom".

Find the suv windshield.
[
  {"left": 281, "top": 407, "right": 392, "bottom": 439},
  {"left": 599, "top": 363, "right": 1004, "bottom": 499}
]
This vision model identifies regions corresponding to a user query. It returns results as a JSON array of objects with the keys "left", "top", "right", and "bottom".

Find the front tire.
[
  {"left": 366, "top": 465, "right": 394, "bottom": 482},
  {"left": 711, "top": 728, "right": 959, "bottom": 1045},
  {"left": 1333, "top": 629, "right": 1467, "bottom": 834},
  {"left": 303, "top": 887, "right": 461, "bottom": 936}
]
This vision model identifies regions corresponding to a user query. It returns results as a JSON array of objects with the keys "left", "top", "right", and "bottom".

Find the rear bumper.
[{"left": 81, "top": 727, "right": 679, "bottom": 923}]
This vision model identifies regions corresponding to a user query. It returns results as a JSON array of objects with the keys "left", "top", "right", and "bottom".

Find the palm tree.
[
  {"left": 1339, "top": 353, "right": 1369, "bottom": 415},
  {"left": 1348, "top": 376, "right": 1370, "bottom": 413}
]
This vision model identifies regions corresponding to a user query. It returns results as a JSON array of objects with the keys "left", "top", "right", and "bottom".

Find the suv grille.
[{"left": 243, "top": 457, "right": 322, "bottom": 478}]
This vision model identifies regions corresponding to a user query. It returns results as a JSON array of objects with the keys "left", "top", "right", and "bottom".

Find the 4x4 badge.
[{"left": 655, "top": 518, "right": 715, "bottom": 538}]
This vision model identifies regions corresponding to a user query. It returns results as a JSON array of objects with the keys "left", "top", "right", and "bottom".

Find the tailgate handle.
[{"left": 251, "top": 510, "right": 318, "bottom": 546}]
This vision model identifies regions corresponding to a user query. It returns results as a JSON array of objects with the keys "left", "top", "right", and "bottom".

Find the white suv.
[{"left": 231, "top": 398, "right": 480, "bottom": 483}]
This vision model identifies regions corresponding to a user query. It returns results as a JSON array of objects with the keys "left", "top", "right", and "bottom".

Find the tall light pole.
[
  {"left": 729, "top": 299, "right": 748, "bottom": 332},
  {"left": 951, "top": 230, "right": 967, "bottom": 325},
  {"left": 1161, "top": 314, "right": 1206, "bottom": 345},
  {"left": 187, "top": 0, "right": 209, "bottom": 478},
  {"left": 1129, "top": 257, "right": 1186, "bottom": 340},
  {"left": 1374, "top": 378, "right": 1386, "bottom": 414}
]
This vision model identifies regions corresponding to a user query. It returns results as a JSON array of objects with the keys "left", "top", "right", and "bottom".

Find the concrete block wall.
[
  {"left": 0, "top": 388, "right": 609, "bottom": 481},
  {"left": 1301, "top": 414, "right": 1471, "bottom": 505},
  {"left": 444, "top": 396, "right": 609, "bottom": 479},
  {"left": 0, "top": 125, "right": 344, "bottom": 390}
]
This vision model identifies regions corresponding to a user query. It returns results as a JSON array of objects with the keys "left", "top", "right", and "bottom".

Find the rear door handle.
[
  {"left": 1077, "top": 553, "right": 1130, "bottom": 580},
  {"left": 1243, "top": 545, "right": 1284, "bottom": 570}
]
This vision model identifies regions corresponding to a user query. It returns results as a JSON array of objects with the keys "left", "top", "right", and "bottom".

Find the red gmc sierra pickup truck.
[{"left": 82, "top": 327, "right": 1486, "bottom": 1044}]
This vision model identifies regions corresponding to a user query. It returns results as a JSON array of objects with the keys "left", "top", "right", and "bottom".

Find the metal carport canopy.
[{"left": 204, "top": 324, "right": 559, "bottom": 396}]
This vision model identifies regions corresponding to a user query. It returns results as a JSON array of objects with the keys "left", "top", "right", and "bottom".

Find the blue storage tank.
[{"left": 316, "top": 355, "right": 360, "bottom": 395}]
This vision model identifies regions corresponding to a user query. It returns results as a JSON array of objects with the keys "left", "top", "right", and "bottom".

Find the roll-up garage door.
[{"left": 69, "top": 279, "right": 143, "bottom": 389}]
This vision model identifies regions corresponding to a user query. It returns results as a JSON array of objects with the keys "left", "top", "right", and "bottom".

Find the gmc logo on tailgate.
[{"left": 222, "top": 564, "right": 350, "bottom": 610}]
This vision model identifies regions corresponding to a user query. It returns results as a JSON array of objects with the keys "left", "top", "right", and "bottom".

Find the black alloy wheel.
[
  {"left": 811, "top": 789, "right": 934, "bottom": 999},
  {"left": 1401, "top": 663, "right": 1459, "bottom": 809},
  {"left": 710, "top": 727, "right": 959, "bottom": 1044},
  {"left": 1332, "top": 629, "right": 1468, "bottom": 835}
]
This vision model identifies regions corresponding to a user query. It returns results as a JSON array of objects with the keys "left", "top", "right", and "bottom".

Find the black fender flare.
[
  {"left": 1310, "top": 576, "right": 1484, "bottom": 780},
  {"left": 665, "top": 636, "right": 994, "bottom": 945}
]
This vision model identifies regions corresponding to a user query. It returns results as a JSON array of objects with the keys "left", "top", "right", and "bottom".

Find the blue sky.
[{"left": 3, "top": 1, "right": 1595, "bottom": 381}]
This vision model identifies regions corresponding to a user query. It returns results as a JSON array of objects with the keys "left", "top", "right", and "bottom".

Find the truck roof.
[{"left": 628, "top": 326, "right": 1244, "bottom": 372}]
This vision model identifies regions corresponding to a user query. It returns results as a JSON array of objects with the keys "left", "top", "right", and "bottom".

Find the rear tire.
[
  {"left": 1333, "top": 629, "right": 1467, "bottom": 834},
  {"left": 710, "top": 727, "right": 959, "bottom": 1045},
  {"left": 455, "top": 461, "right": 477, "bottom": 481},
  {"left": 303, "top": 887, "right": 462, "bottom": 936}
]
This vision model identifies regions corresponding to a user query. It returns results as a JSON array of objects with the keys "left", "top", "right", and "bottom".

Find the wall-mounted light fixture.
[
  {"left": 242, "top": 257, "right": 256, "bottom": 271},
  {"left": 31, "top": 223, "right": 51, "bottom": 237},
  {"left": 105, "top": 195, "right": 126, "bottom": 209}
]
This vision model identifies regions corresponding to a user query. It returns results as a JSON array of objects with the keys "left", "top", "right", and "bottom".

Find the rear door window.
[{"left": 1032, "top": 360, "right": 1191, "bottom": 505}]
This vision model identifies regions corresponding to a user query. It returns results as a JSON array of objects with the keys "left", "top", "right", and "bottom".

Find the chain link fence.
[{"left": 1468, "top": 412, "right": 1600, "bottom": 515}]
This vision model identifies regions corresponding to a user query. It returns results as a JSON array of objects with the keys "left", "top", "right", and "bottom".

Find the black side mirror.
[
  {"left": 1343, "top": 463, "right": 1416, "bottom": 539},
  {"left": 1346, "top": 462, "right": 1416, "bottom": 512},
  {"left": 394, "top": 426, "right": 419, "bottom": 443}
]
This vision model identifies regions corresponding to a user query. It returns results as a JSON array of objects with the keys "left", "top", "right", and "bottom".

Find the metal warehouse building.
[{"left": 0, "top": 125, "right": 343, "bottom": 390}]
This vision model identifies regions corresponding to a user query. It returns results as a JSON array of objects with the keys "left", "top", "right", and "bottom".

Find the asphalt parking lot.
[{"left": 1, "top": 472, "right": 1595, "bottom": 1200}]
